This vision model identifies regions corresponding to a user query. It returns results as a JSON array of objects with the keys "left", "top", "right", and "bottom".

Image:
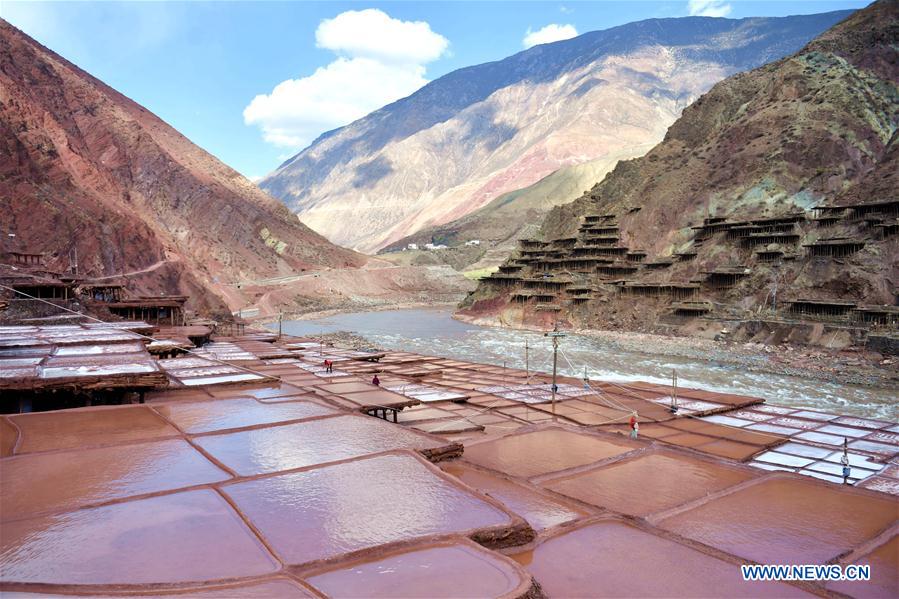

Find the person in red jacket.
[
  {"left": 372, "top": 374, "right": 380, "bottom": 386},
  {"left": 629, "top": 412, "right": 639, "bottom": 439}
]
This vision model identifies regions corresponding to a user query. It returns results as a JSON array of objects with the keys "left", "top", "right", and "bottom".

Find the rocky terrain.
[
  {"left": 261, "top": 11, "right": 852, "bottom": 253},
  {"left": 0, "top": 19, "right": 364, "bottom": 314},
  {"left": 239, "top": 261, "right": 474, "bottom": 320},
  {"left": 381, "top": 153, "right": 650, "bottom": 273},
  {"left": 461, "top": 1, "right": 898, "bottom": 352}
]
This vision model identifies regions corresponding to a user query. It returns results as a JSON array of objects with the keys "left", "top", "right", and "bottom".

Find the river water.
[{"left": 274, "top": 308, "right": 897, "bottom": 420}]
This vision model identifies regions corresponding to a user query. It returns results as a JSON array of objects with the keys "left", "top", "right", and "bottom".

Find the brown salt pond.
[
  {"left": 442, "top": 462, "right": 589, "bottom": 531},
  {"left": 303, "top": 539, "right": 534, "bottom": 598},
  {"left": 153, "top": 397, "right": 337, "bottom": 434},
  {"left": 314, "top": 380, "right": 379, "bottom": 394},
  {"left": 212, "top": 382, "right": 308, "bottom": 401},
  {"left": 542, "top": 451, "right": 757, "bottom": 516},
  {"left": 657, "top": 476, "right": 899, "bottom": 564},
  {"left": 0, "top": 489, "right": 278, "bottom": 585},
  {"left": 221, "top": 452, "right": 516, "bottom": 565},
  {"left": 0, "top": 438, "right": 231, "bottom": 521},
  {"left": 9, "top": 406, "right": 179, "bottom": 454},
  {"left": 397, "top": 406, "right": 457, "bottom": 423},
  {"left": 512, "top": 520, "right": 812, "bottom": 598},
  {"left": 4, "top": 578, "right": 315, "bottom": 598},
  {"left": 411, "top": 417, "right": 485, "bottom": 435},
  {"left": 463, "top": 427, "right": 637, "bottom": 478},
  {"left": 340, "top": 388, "right": 417, "bottom": 409},
  {"left": 0, "top": 417, "right": 17, "bottom": 456},
  {"left": 193, "top": 414, "right": 453, "bottom": 475},
  {"left": 828, "top": 534, "right": 898, "bottom": 598}
]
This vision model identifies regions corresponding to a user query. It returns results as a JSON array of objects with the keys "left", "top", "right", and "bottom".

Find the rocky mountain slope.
[
  {"left": 382, "top": 147, "right": 654, "bottom": 272},
  {"left": 0, "top": 19, "right": 364, "bottom": 314},
  {"left": 460, "top": 0, "right": 898, "bottom": 350},
  {"left": 261, "top": 10, "right": 852, "bottom": 253}
]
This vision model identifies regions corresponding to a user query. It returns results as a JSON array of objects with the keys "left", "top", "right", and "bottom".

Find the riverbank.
[
  {"left": 454, "top": 312, "right": 899, "bottom": 391},
  {"left": 273, "top": 307, "right": 896, "bottom": 419},
  {"left": 257, "top": 300, "right": 461, "bottom": 326}
]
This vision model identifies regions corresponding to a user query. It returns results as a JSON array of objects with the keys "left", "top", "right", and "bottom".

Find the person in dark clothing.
[{"left": 372, "top": 374, "right": 380, "bottom": 386}]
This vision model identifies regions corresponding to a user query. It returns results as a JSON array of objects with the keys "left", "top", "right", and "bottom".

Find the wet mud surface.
[
  {"left": 0, "top": 490, "right": 279, "bottom": 585},
  {"left": 542, "top": 452, "right": 757, "bottom": 516},
  {"left": 221, "top": 453, "right": 517, "bottom": 565},
  {"left": 304, "top": 539, "right": 532, "bottom": 598},
  {"left": 193, "top": 414, "right": 449, "bottom": 475},
  {"left": 1, "top": 330, "right": 896, "bottom": 597},
  {"left": 0, "top": 438, "right": 229, "bottom": 521},
  {"left": 442, "top": 462, "right": 589, "bottom": 531},
  {"left": 511, "top": 519, "right": 813, "bottom": 598},
  {"left": 463, "top": 428, "right": 637, "bottom": 478},
  {"left": 658, "top": 477, "right": 899, "bottom": 564}
]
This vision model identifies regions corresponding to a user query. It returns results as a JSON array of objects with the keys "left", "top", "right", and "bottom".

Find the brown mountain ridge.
[
  {"left": 0, "top": 19, "right": 365, "bottom": 314},
  {"left": 460, "top": 0, "right": 899, "bottom": 349}
]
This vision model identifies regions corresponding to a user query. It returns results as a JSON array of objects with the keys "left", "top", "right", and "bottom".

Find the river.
[{"left": 273, "top": 308, "right": 897, "bottom": 420}]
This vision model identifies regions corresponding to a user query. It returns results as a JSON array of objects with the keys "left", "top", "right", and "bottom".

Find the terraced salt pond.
[{"left": 277, "top": 308, "right": 898, "bottom": 420}]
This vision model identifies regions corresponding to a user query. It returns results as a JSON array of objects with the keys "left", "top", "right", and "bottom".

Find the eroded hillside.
[
  {"left": 461, "top": 1, "right": 898, "bottom": 350},
  {"left": 0, "top": 19, "right": 364, "bottom": 313},
  {"left": 262, "top": 11, "right": 852, "bottom": 253}
]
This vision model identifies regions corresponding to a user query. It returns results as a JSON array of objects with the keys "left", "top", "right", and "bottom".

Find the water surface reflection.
[{"left": 275, "top": 309, "right": 897, "bottom": 420}]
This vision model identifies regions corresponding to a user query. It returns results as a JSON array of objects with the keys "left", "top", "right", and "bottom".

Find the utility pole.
[
  {"left": 544, "top": 323, "right": 566, "bottom": 419},
  {"left": 525, "top": 339, "right": 530, "bottom": 383},
  {"left": 670, "top": 369, "right": 679, "bottom": 413}
]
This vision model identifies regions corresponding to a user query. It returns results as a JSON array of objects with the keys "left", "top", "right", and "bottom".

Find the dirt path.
[{"left": 88, "top": 258, "right": 175, "bottom": 280}]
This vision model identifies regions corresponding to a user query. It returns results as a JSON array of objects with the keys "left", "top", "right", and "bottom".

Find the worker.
[
  {"left": 629, "top": 412, "right": 639, "bottom": 439},
  {"left": 324, "top": 359, "right": 333, "bottom": 373},
  {"left": 372, "top": 374, "right": 380, "bottom": 386}
]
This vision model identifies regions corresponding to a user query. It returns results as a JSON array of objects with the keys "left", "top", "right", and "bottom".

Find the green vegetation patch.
[
  {"left": 259, "top": 226, "right": 288, "bottom": 255},
  {"left": 462, "top": 266, "right": 498, "bottom": 281}
]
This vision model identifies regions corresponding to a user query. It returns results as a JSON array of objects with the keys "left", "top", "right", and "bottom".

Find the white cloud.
[
  {"left": 244, "top": 9, "right": 448, "bottom": 150},
  {"left": 316, "top": 9, "right": 448, "bottom": 64},
  {"left": 245, "top": 58, "right": 429, "bottom": 148},
  {"left": 687, "top": 0, "right": 733, "bottom": 18},
  {"left": 523, "top": 24, "right": 578, "bottom": 49}
]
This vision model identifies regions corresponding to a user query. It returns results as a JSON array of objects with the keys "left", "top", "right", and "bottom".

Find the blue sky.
[{"left": 2, "top": 1, "right": 867, "bottom": 180}]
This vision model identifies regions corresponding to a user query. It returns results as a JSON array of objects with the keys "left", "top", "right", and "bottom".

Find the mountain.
[
  {"left": 0, "top": 19, "right": 364, "bottom": 314},
  {"left": 381, "top": 147, "right": 654, "bottom": 272},
  {"left": 261, "top": 10, "right": 854, "bottom": 253},
  {"left": 459, "top": 0, "right": 898, "bottom": 347}
]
